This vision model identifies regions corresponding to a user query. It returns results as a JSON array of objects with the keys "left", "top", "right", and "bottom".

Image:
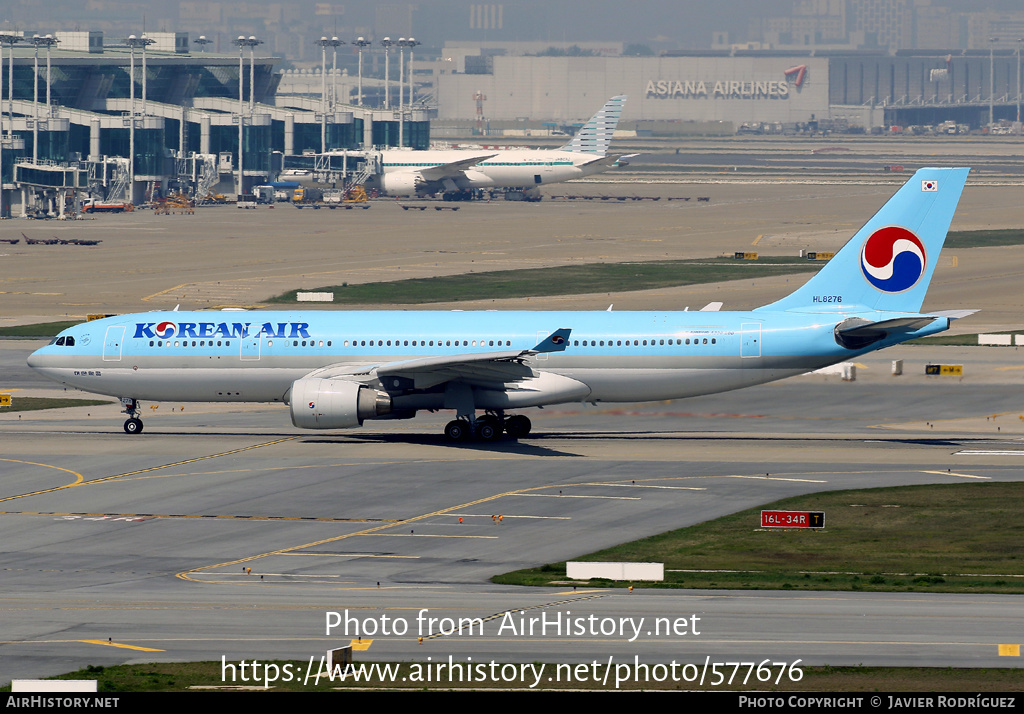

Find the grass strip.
[
  {"left": 269, "top": 257, "right": 821, "bottom": 305},
  {"left": 493, "top": 482, "right": 1024, "bottom": 594},
  {"left": 11, "top": 661, "right": 1022, "bottom": 692},
  {"left": 0, "top": 397, "right": 112, "bottom": 412},
  {"left": 0, "top": 321, "right": 79, "bottom": 338},
  {"left": 945, "top": 229, "right": 1024, "bottom": 249}
]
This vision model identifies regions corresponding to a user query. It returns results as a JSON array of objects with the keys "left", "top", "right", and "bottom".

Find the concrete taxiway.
[{"left": 3, "top": 341, "right": 1024, "bottom": 683}]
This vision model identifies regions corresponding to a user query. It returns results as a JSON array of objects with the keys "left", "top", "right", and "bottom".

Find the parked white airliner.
[
  {"left": 371, "top": 95, "right": 628, "bottom": 197},
  {"left": 28, "top": 168, "right": 971, "bottom": 441}
]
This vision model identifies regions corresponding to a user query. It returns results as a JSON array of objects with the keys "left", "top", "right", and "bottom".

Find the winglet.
[{"left": 531, "top": 328, "right": 572, "bottom": 353}]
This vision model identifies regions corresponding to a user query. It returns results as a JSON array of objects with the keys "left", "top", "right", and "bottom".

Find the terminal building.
[
  {"left": 431, "top": 46, "right": 1024, "bottom": 133},
  {"left": 0, "top": 30, "right": 430, "bottom": 217}
]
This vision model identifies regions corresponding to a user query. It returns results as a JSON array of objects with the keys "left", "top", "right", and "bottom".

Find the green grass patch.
[
  {"left": 0, "top": 397, "right": 112, "bottom": 412},
  {"left": 7, "top": 661, "right": 1022, "bottom": 692},
  {"left": 945, "top": 229, "right": 1024, "bottom": 249},
  {"left": 0, "top": 321, "right": 80, "bottom": 338},
  {"left": 494, "top": 482, "right": 1024, "bottom": 593},
  {"left": 269, "top": 257, "right": 821, "bottom": 305}
]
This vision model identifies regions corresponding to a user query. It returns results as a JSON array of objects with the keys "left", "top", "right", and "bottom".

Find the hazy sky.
[{"left": 2, "top": 1, "right": 1023, "bottom": 54}]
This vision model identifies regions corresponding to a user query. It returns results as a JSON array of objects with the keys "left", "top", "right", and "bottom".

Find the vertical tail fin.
[
  {"left": 559, "top": 95, "right": 627, "bottom": 156},
  {"left": 756, "top": 167, "right": 969, "bottom": 314}
]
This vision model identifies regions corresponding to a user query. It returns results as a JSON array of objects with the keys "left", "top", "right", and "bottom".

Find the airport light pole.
[
  {"left": 232, "top": 35, "right": 262, "bottom": 198},
  {"left": 29, "top": 35, "right": 60, "bottom": 163},
  {"left": 380, "top": 37, "right": 393, "bottom": 110},
  {"left": 235, "top": 36, "right": 245, "bottom": 197},
  {"left": 0, "top": 34, "right": 21, "bottom": 213},
  {"left": 397, "top": 37, "right": 420, "bottom": 148},
  {"left": 316, "top": 36, "right": 343, "bottom": 151},
  {"left": 990, "top": 37, "right": 998, "bottom": 127},
  {"left": 246, "top": 36, "right": 262, "bottom": 115},
  {"left": 1017, "top": 39, "right": 1023, "bottom": 128},
  {"left": 328, "top": 36, "right": 343, "bottom": 109},
  {"left": 194, "top": 35, "right": 213, "bottom": 52},
  {"left": 406, "top": 37, "right": 420, "bottom": 108},
  {"left": 124, "top": 35, "right": 154, "bottom": 203},
  {"left": 353, "top": 37, "right": 371, "bottom": 107},
  {"left": 318, "top": 37, "right": 328, "bottom": 152}
]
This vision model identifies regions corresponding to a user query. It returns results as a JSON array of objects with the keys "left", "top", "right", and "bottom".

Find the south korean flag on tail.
[{"left": 921, "top": 179, "right": 938, "bottom": 192}]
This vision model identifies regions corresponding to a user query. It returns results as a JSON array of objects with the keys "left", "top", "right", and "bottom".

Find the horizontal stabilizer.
[
  {"left": 834, "top": 315, "right": 944, "bottom": 350},
  {"left": 932, "top": 309, "right": 979, "bottom": 320}
]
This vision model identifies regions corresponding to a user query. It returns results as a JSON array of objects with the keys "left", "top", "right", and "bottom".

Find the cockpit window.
[
  {"left": 65, "top": 336, "right": 75, "bottom": 347},
  {"left": 56, "top": 336, "right": 66, "bottom": 346}
]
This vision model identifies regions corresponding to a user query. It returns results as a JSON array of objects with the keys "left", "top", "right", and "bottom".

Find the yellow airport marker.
[
  {"left": 81, "top": 639, "right": 164, "bottom": 652},
  {"left": 998, "top": 644, "right": 1020, "bottom": 656},
  {"left": 351, "top": 639, "right": 373, "bottom": 651}
]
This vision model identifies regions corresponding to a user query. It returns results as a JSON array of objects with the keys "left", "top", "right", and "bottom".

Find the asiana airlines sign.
[{"left": 645, "top": 79, "right": 791, "bottom": 99}]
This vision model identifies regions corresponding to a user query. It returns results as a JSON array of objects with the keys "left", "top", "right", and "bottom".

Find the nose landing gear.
[{"left": 121, "top": 397, "right": 144, "bottom": 434}]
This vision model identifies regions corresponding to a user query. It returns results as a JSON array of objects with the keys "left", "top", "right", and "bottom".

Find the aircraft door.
[
  {"left": 240, "top": 335, "right": 261, "bottom": 361},
  {"left": 741, "top": 323, "right": 762, "bottom": 358},
  {"left": 103, "top": 326, "right": 126, "bottom": 361}
]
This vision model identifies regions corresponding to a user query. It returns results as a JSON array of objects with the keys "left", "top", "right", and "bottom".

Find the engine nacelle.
[
  {"left": 289, "top": 378, "right": 391, "bottom": 430},
  {"left": 380, "top": 172, "right": 424, "bottom": 196}
]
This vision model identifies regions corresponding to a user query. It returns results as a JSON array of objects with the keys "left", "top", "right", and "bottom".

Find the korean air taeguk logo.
[
  {"left": 859, "top": 226, "right": 926, "bottom": 293},
  {"left": 154, "top": 321, "right": 177, "bottom": 338}
]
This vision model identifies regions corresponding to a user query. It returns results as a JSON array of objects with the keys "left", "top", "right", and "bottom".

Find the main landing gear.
[
  {"left": 443, "top": 413, "right": 532, "bottom": 442},
  {"left": 121, "top": 397, "right": 144, "bottom": 434}
]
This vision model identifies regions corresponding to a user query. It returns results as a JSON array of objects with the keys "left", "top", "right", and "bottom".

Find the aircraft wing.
[
  {"left": 301, "top": 329, "right": 572, "bottom": 391},
  {"left": 418, "top": 154, "right": 498, "bottom": 181}
]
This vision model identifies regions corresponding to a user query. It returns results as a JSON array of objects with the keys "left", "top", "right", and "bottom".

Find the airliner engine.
[
  {"left": 290, "top": 378, "right": 392, "bottom": 429},
  {"left": 379, "top": 172, "right": 425, "bottom": 196}
]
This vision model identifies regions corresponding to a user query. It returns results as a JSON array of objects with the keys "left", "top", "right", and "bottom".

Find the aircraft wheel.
[
  {"left": 477, "top": 421, "right": 502, "bottom": 442},
  {"left": 477, "top": 414, "right": 502, "bottom": 432},
  {"left": 444, "top": 419, "right": 470, "bottom": 442},
  {"left": 504, "top": 415, "right": 531, "bottom": 438},
  {"left": 124, "top": 418, "right": 144, "bottom": 434}
]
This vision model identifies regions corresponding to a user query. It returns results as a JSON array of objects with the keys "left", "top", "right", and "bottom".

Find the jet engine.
[
  {"left": 290, "top": 378, "right": 392, "bottom": 429},
  {"left": 380, "top": 172, "right": 425, "bottom": 196}
]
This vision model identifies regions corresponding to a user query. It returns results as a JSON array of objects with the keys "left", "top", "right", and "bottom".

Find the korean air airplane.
[
  {"left": 372, "top": 95, "right": 629, "bottom": 197},
  {"left": 28, "top": 167, "right": 971, "bottom": 441}
]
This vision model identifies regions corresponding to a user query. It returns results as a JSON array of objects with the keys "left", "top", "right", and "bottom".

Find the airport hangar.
[{"left": 433, "top": 49, "right": 1024, "bottom": 132}]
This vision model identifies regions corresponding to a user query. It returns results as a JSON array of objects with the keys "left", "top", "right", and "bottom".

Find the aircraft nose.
[{"left": 27, "top": 347, "right": 45, "bottom": 370}]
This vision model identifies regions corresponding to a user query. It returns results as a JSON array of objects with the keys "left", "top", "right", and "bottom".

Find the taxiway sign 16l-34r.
[{"left": 29, "top": 167, "right": 972, "bottom": 441}]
